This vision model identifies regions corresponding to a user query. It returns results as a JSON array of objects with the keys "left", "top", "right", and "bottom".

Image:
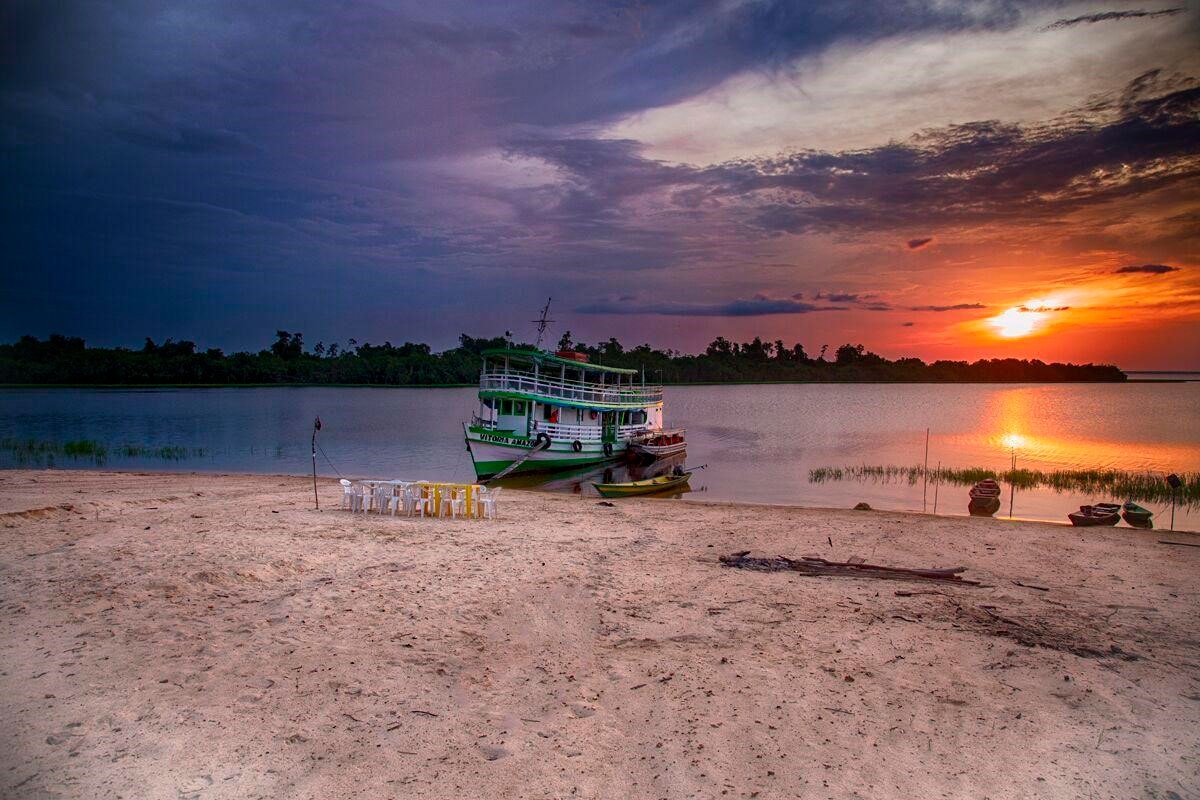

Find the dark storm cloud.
[
  {"left": 1043, "top": 7, "right": 1184, "bottom": 30},
  {"left": 502, "top": 71, "right": 1200, "bottom": 246},
  {"left": 1115, "top": 263, "right": 1182, "bottom": 273},
  {"left": 809, "top": 292, "right": 891, "bottom": 310},
  {"left": 906, "top": 237, "right": 934, "bottom": 250},
  {"left": 909, "top": 303, "right": 987, "bottom": 311},
  {"left": 576, "top": 296, "right": 849, "bottom": 317}
]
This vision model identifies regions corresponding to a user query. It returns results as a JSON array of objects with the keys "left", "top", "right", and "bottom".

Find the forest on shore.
[{"left": 0, "top": 331, "right": 1127, "bottom": 385}]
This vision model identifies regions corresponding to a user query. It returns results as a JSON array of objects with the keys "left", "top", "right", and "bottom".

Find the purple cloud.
[
  {"left": 1115, "top": 264, "right": 1181, "bottom": 274},
  {"left": 909, "top": 303, "right": 986, "bottom": 312},
  {"left": 1043, "top": 8, "right": 1183, "bottom": 31},
  {"left": 576, "top": 296, "right": 850, "bottom": 316}
]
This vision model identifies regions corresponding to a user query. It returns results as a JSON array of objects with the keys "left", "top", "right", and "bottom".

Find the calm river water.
[{"left": 2, "top": 383, "right": 1197, "bottom": 528}]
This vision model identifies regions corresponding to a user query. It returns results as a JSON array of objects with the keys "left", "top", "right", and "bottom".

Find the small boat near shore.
[
  {"left": 1068, "top": 504, "right": 1121, "bottom": 527},
  {"left": 593, "top": 471, "right": 692, "bottom": 498},
  {"left": 967, "top": 479, "right": 1002, "bottom": 517},
  {"left": 628, "top": 429, "right": 687, "bottom": 459},
  {"left": 1121, "top": 501, "right": 1154, "bottom": 528}
]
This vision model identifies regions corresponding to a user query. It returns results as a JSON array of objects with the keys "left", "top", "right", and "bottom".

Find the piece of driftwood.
[
  {"left": 1157, "top": 540, "right": 1200, "bottom": 548},
  {"left": 719, "top": 551, "right": 979, "bottom": 585}
]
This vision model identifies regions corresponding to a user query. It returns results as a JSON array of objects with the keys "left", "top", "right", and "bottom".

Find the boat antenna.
[{"left": 533, "top": 297, "right": 554, "bottom": 350}]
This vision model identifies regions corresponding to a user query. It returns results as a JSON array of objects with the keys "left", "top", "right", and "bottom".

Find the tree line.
[{"left": 0, "top": 331, "right": 1127, "bottom": 385}]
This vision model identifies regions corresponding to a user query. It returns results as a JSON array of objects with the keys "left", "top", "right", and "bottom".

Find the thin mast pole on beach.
[
  {"left": 933, "top": 460, "right": 940, "bottom": 514},
  {"left": 1009, "top": 446, "right": 1016, "bottom": 519},
  {"left": 922, "top": 428, "right": 930, "bottom": 513},
  {"left": 311, "top": 417, "right": 322, "bottom": 511}
]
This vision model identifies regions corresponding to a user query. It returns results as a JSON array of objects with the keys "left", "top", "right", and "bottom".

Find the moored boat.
[
  {"left": 968, "top": 479, "right": 1001, "bottom": 499},
  {"left": 629, "top": 428, "right": 687, "bottom": 458},
  {"left": 1121, "top": 501, "right": 1154, "bottom": 528},
  {"left": 593, "top": 471, "right": 692, "bottom": 498},
  {"left": 967, "top": 478, "right": 1002, "bottom": 517},
  {"left": 1068, "top": 504, "right": 1121, "bottom": 527},
  {"left": 463, "top": 347, "right": 668, "bottom": 480}
]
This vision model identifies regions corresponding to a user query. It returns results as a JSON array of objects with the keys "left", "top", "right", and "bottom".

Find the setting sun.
[
  {"left": 989, "top": 307, "right": 1042, "bottom": 338},
  {"left": 1002, "top": 433, "right": 1026, "bottom": 449}
]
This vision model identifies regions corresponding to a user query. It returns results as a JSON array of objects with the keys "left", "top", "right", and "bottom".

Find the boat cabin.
[{"left": 471, "top": 348, "right": 663, "bottom": 442}]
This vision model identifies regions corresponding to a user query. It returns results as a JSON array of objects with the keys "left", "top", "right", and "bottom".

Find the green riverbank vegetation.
[
  {"left": 1, "top": 332, "right": 1126, "bottom": 386},
  {"left": 0, "top": 438, "right": 205, "bottom": 466},
  {"left": 809, "top": 464, "right": 1198, "bottom": 507}
]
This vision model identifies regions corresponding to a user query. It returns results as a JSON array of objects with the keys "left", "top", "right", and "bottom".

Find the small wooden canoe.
[
  {"left": 968, "top": 479, "right": 1002, "bottom": 500},
  {"left": 1121, "top": 501, "right": 1153, "bottom": 528},
  {"left": 1068, "top": 505, "right": 1120, "bottom": 527},
  {"left": 593, "top": 472, "right": 691, "bottom": 498}
]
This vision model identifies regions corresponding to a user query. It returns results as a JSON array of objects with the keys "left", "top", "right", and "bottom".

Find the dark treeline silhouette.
[{"left": 0, "top": 331, "right": 1127, "bottom": 385}]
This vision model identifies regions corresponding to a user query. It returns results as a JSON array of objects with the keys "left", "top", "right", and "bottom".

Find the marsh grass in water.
[
  {"left": 1, "top": 438, "right": 204, "bottom": 466},
  {"left": 809, "top": 464, "right": 1199, "bottom": 507}
]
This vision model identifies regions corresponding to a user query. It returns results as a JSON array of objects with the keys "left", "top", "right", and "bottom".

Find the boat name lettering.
[{"left": 479, "top": 433, "right": 529, "bottom": 446}]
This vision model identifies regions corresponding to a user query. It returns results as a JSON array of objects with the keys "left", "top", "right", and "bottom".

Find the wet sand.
[{"left": 1, "top": 470, "right": 1197, "bottom": 799}]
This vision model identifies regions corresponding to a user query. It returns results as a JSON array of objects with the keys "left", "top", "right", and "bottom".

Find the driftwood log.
[{"left": 719, "top": 551, "right": 979, "bottom": 586}]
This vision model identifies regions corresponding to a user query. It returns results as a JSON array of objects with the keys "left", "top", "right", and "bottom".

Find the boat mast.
[{"left": 532, "top": 297, "right": 554, "bottom": 350}]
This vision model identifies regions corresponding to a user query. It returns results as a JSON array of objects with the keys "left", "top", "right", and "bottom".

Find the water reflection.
[
  {"left": 1, "top": 384, "right": 1196, "bottom": 528},
  {"left": 493, "top": 452, "right": 692, "bottom": 498}
]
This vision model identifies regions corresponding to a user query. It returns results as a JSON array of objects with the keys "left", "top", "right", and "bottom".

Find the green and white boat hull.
[{"left": 464, "top": 428, "right": 624, "bottom": 480}]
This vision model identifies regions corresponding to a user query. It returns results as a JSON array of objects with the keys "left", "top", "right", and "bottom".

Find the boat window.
[
  {"left": 482, "top": 398, "right": 494, "bottom": 410},
  {"left": 513, "top": 400, "right": 525, "bottom": 415}
]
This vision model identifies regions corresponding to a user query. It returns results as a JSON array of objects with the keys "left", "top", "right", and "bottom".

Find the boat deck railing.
[
  {"left": 470, "top": 414, "right": 654, "bottom": 443},
  {"left": 536, "top": 422, "right": 653, "bottom": 442},
  {"left": 480, "top": 370, "right": 663, "bottom": 406}
]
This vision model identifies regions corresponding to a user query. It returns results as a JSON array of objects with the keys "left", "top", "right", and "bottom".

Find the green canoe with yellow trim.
[{"left": 593, "top": 471, "right": 692, "bottom": 498}]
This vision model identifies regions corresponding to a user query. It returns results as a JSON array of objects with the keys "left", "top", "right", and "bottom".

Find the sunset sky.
[{"left": 3, "top": 2, "right": 1198, "bottom": 367}]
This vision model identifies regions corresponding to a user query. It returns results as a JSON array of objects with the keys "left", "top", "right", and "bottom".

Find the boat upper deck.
[{"left": 479, "top": 348, "right": 663, "bottom": 408}]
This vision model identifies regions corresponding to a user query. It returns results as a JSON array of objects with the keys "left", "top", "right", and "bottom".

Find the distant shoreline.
[{"left": 0, "top": 378, "right": 1161, "bottom": 389}]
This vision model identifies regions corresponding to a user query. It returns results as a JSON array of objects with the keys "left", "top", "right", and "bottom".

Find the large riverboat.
[{"left": 463, "top": 348, "right": 666, "bottom": 480}]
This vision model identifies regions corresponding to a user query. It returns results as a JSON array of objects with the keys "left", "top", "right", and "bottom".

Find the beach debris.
[
  {"left": 1013, "top": 580, "right": 1050, "bottom": 591},
  {"left": 1157, "top": 540, "right": 1200, "bottom": 548},
  {"left": 853, "top": 502, "right": 872, "bottom": 511},
  {"left": 596, "top": 501, "right": 615, "bottom": 507},
  {"left": 719, "top": 551, "right": 979, "bottom": 585}
]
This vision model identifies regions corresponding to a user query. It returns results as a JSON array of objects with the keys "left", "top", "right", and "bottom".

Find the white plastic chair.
[
  {"left": 407, "top": 484, "right": 433, "bottom": 518},
  {"left": 387, "top": 485, "right": 407, "bottom": 516},
  {"left": 374, "top": 484, "right": 393, "bottom": 514},
  {"left": 477, "top": 486, "right": 501, "bottom": 519},
  {"left": 440, "top": 487, "right": 467, "bottom": 519},
  {"left": 340, "top": 479, "right": 356, "bottom": 511}
]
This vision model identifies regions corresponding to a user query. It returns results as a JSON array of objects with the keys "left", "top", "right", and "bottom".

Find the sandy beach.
[{"left": 1, "top": 469, "right": 1197, "bottom": 799}]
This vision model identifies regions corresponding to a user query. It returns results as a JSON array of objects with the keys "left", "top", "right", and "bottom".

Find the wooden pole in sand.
[
  {"left": 922, "top": 428, "right": 930, "bottom": 513},
  {"left": 312, "top": 417, "right": 322, "bottom": 511}
]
